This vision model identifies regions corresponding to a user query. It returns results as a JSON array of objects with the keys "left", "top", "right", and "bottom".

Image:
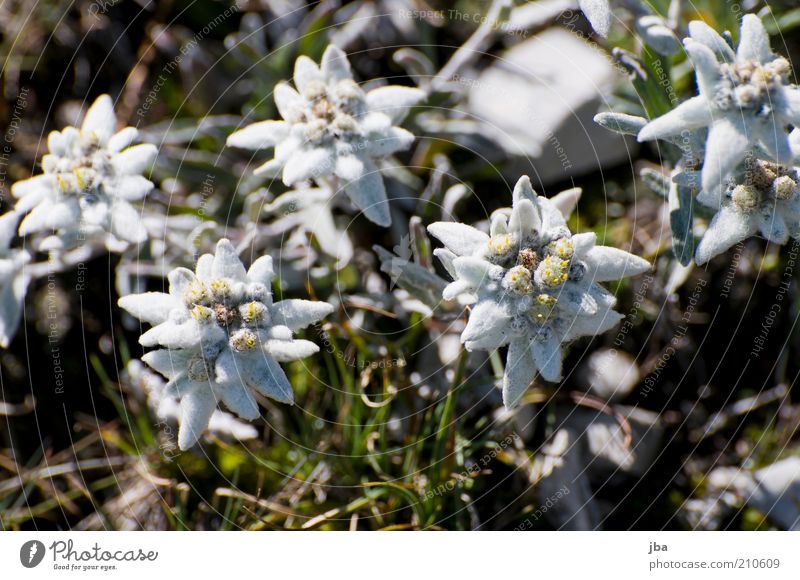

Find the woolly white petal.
[
  {"left": 638, "top": 96, "right": 714, "bottom": 141},
  {"left": 14, "top": 187, "right": 50, "bottom": 215},
  {"left": 532, "top": 331, "right": 562, "bottom": 382},
  {"left": 227, "top": 120, "right": 290, "bottom": 150},
  {"left": 211, "top": 239, "right": 247, "bottom": 281},
  {"left": 293, "top": 55, "right": 324, "bottom": 92},
  {"left": 140, "top": 320, "right": 209, "bottom": 349},
  {"left": 11, "top": 174, "right": 55, "bottom": 201},
  {"left": 365, "top": 86, "right": 425, "bottom": 124},
  {"left": 112, "top": 143, "right": 158, "bottom": 175},
  {"left": 164, "top": 373, "right": 198, "bottom": 399},
  {"left": 502, "top": 340, "right": 537, "bottom": 408},
  {"left": 702, "top": 116, "right": 752, "bottom": 196},
  {"left": 321, "top": 44, "right": 352, "bottom": 84},
  {"left": 274, "top": 82, "right": 304, "bottom": 120},
  {"left": 195, "top": 254, "right": 213, "bottom": 280},
  {"left": 107, "top": 127, "right": 139, "bottom": 153},
  {"left": 254, "top": 158, "right": 285, "bottom": 177},
  {"left": 115, "top": 175, "right": 154, "bottom": 200},
  {"left": 758, "top": 210, "right": 789, "bottom": 244},
  {"left": 509, "top": 198, "right": 541, "bottom": 237},
  {"left": 537, "top": 195, "right": 568, "bottom": 232},
  {"left": 244, "top": 352, "right": 294, "bottom": 404},
  {"left": 737, "top": 14, "right": 773, "bottom": 63},
  {"left": 47, "top": 130, "right": 66, "bottom": 155},
  {"left": 246, "top": 255, "right": 275, "bottom": 287},
  {"left": 512, "top": 175, "right": 537, "bottom": 204},
  {"left": 118, "top": 292, "right": 179, "bottom": 325},
  {"left": 434, "top": 248, "right": 457, "bottom": 279},
  {"left": 215, "top": 350, "right": 260, "bottom": 420},
  {"left": 562, "top": 306, "right": 624, "bottom": 342},
  {"left": 18, "top": 199, "right": 80, "bottom": 235},
  {"left": 462, "top": 300, "right": 512, "bottom": 350},
  {"left": 265, "top": 338, "right": 319, "bottom": 362},
  {"left": 363, "top": 126, "right": 415, "bottom": 157},
  {"left": 178, "top": 387, "right": 217, "bottom": 449},
  {"left": 688, "top": 20, "right": 735, "bottom": 61},
  {"left": 81, "top": 95, "right": 117, "bottom": 142},
  {"left": 283, "top": 147, "right": 336, "bottom": 185},
  {"left": 110, "top": 201, "right": 147, "bottom": 243},
  {"left": 271, "top": 299, "right": 333, "bottom": 330},
  {"left": 571, "top": 232, "right": 597, "bottom": 257},
  {"left": 142, "top": 349, "right": 192, "bottom": 380},
  {"left": 684, "top": 40, "right": 723, "bottom": 99},
  {"left": 442, "top": 280, "right": 470, "bottom": 302},
  {"left": 550, "top": 187, "right": 582, "bottom": 220},
  {"left": 695, "top": 205, "right": 757, "bottom": 264},
  {"left": 452, "top": 256, "right": 495, "bottom": 288},
  {"left": 584, "top": 246, "right": 651, "bottom": 282},
  {"left": 168, "top": 267, "right": 196, "bottom": 299},
  {"left": 218, "top": 381, "right": 260, "bottom": 421},
  {"left": 758, "top": 114, "right": 794, "bottom": 165},
  {"left": 427, "top": 222, "right": 489, "bottom": 257},
  {"left": 338, "top": 155, "right": 391, "bottom": 226}
]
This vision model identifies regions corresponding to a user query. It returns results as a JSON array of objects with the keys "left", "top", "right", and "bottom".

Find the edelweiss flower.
[
  {"left": 692, "top": 157, "right": 800, "bottom": 264},
  {"left": 11, "top": 95, "right": 157, "bottom": 251},
  {"left": 639, "top": 15, "right": 800, "bottom": 195},
  {"left": 226, "top": 44, "right": 425, "bottom": 226},
  {"left": 119, "top": 239, "right": 333, "bottom": 449},
  {"left": 0, "top": 211, "right": 30, "bottom": 348},
  {"left": 428, "top": 177, "right": 650, "bottom": 408}
]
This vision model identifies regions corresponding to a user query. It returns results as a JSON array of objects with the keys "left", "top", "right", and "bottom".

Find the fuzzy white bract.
[
  {"left": 226, "top": 44, "right": 425, "bottom": 226},
  {"left": 119, "top": 239, "right": 333, "bottom": 449},
  {"left": 638, "top": 15, "right": 800, "bottom": 195},
  {"left": 11, "top": 95, "right": 156, "bottom": 251},
  {"left": 0, "top": 211, "right": 30, "bottom": 348},
  {"left": 428, "top": 176, "right": 650, "bottom": 408}
]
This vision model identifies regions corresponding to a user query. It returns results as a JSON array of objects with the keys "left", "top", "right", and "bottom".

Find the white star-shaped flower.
[
  {"left": 639, "top": 15, "right": 800, "bottom": 195},
  {"left": 226, "top": 44, "right": 425, "bottom": 226},
  {"left": 119, "top": 239, "right": 333, "bottom": 449},
  {"left": 428, "top": 177, "right": 650, "bottom": 408},
  {"left": 11, "top": 95, "right": 157, "bottom": 251}
]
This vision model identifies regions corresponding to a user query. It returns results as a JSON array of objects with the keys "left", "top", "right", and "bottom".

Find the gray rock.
[{"left": 467, "top": 28, "right": 633, "bottom": 186}]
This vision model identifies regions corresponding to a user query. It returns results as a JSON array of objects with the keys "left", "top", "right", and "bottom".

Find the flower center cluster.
[
  {"left": 484, "top": 232, "right": 583, "bottom": 327},
  {"left": 44, "top": 131, "right": 112, "bottom": 199},
  {"left": 293, "top": 79, "right": 366, "bottom": 145},
  {"left": 184, "top": 277, "right": 270, "bottom": 354},
  {"left": 716, "top": 58, "right": 791, "bottom": 113},
  {"left": 729, "top": 158, "right": 799, "bottom": 211}
]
